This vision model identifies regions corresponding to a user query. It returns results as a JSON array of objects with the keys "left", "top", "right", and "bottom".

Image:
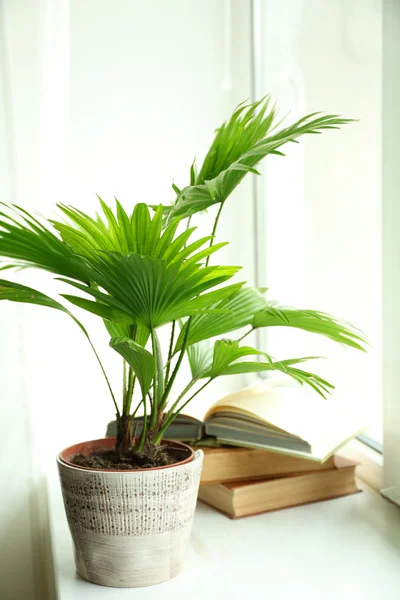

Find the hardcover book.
[
  {"left": 198, "top": 456, "right": 360, "bottom": 518},
  {"left": 197, "top": 446, "right": 338, "bottom": 484}
]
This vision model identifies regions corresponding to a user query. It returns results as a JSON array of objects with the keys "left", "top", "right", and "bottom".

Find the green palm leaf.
[
  {"left": 52, "top": 201, "right": 184, "bottom": 261},
  {"left": 197, "top": 338, "right": 333, "bottom": 397},
  {"left": 166, "top": 99, "right": 353, "bottom": 221},
  {"left": 0, "top": 204, "right": 89, "bottom": 282},
  {"left": 253, "top": 307, "right": 367, "bottom": 351},
  {"left": 59, "top": 254, "right": 244, "bottom": 329},
  {"left": 203, "top": 339, "right": 266, "bottom": 378},
  {"left": 0, "top": 278, "right": 85, "bottom": 324},
  {"left": 0, "top": 279, "right": 119, "bottom": 409},
  {"left": 61, "top": 293, "right": 151, "bottom": 343},
  {"left": 187, "top": 339, "right": 213, "bottom": 379},
  {"left": 61, "top": 294, "right": 134, "bottom": 323},
  {"left": 110, "top": 337, "right": 154, "bottom": 397},
  {"left": 220, "top": 359, "right": 333, "bottom": 398},
  {"left": 175, "top": 286, "right": 267, "bottom": 351}
]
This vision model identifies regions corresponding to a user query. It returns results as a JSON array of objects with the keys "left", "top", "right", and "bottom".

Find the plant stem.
[
  {"left": 124, "top": 369, "right": 135, "bottom": 415},
  {"left": 237, "top": 327, "right": 254, "bottom": 343},
  {"left": 163, "top": 378, "right": 198, "bottom": 423},
  {"left": 154, "top": 378, "right": 212, "bottom": 443},
  {"left": 150, "top": 328, "right": 164, "bottom": 429},
  {"left": 136, "top": 396, "right": 147, "bottom": 452},
  {"left": 184, "top": 216, "right": 192, "bottom": 246},
  {"left": 131, "top": 398, "right": 143, "bottom": 420},
  {"left": 87, "top": 337, "right": 120, "bottom": 417},
  {"left": 205, "top": 202, "right": 224, "bottom": 267},
  {"left": 164, "top": 320, "right": 176, "bottom": 385},
  {"left": 159, "top": 318, "right": 192, "bottom": 410}
]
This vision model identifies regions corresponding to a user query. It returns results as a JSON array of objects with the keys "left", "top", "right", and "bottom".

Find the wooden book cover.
[
  {"left": 197, "top": 446, "right": 338, "bottom": 485},
  {"left": 198, "top": 456, "right": 360, "bottom": 518}
]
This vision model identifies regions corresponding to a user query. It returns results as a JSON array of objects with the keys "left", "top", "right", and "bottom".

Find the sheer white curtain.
[
  {"left": 0, "top": 1, "right": 254, "bottom": 597},
  {"left": 0, "top": 0, "right": 44, "bottom": 597}
]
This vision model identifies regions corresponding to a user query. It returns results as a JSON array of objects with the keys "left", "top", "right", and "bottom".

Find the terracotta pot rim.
[{"left": 58, "top": 437, "right": 195, "bottom": 473}]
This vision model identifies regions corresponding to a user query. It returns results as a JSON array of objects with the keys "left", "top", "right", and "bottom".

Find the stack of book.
[
  {"left": 107, "top": 380, "right": 364, "bottom": 518},
  {"left": 197, "top": 446, "right": 359, "bottom": 518}
]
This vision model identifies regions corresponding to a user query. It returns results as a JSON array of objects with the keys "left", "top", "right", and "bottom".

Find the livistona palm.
[{"left": 0, "top": 97, "right": 366, "bottom": 461}]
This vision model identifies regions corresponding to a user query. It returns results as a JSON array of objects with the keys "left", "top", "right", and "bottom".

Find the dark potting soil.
[{"left": 71, "top": 445, "right": 183, "bottom": 470}]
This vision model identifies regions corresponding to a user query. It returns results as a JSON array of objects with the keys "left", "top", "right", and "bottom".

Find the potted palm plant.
[{"left": 0, "top": 97, "right": 365, "bottom": 588}]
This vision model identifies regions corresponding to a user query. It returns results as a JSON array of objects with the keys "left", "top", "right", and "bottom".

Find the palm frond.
[
  {"left": 175, "top": 286, "right": 267, "bottom": 351},
  {"left": 253, "top": 307, "right": 367, "bottom": 351},
  {"left": 187, "top": 339, "right": 213, "bottom": 379},
  {"left": 206, "top": 338, "right": 266, "bottom": 378},
  {"left": 0, "top": 278, "right": 119, "bottom": 409},
  {"left": 0, "top": 278, "right": 83, "bottom": 323},
  {"left": 166, "top": 99, "right": 354, "bottom": 221},
  {"left": 196, "top": 96, "right": 277, "bottom": 183},
  {"left": 196, "top": 338, "right": 333, "bottom": 397},
  {"left": 0, "top": 204, "right": 89, "bottom": 282},
  {"left": 58, "top": 254, "right": 244, "bottom": 329},
  {"left": 110, "top": 337, "right": 154, "bottom": 397},
  {"left": 52, "top": 201, "right": 183, "bottom": 259}
]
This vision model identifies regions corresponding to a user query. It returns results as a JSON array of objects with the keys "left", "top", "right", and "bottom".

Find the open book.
[{"left": 106, "top": 379, "right": 367, "bottom": 462}]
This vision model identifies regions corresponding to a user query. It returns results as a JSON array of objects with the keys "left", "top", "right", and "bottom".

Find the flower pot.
[{"left": 57, "top": 437, "right": 203, "bottom": 588}]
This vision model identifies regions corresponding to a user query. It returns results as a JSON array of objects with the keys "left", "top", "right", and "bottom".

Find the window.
[{"left": 253, "top": 0, "right": 383, "bottom": 445}]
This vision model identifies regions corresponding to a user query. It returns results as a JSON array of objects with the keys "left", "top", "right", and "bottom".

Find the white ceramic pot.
[{"left": 57, "top": 439, "right": 203, "bottom": 588}]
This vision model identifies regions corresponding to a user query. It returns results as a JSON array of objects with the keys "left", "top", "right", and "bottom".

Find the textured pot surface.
[{"left": 57, "top": 441, "right": 203, "bottom": 588}]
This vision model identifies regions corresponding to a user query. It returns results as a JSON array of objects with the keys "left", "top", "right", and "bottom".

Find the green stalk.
[
  {"left": 150, "top": 328, "right": 164, "bottom": 429},
  {"left": 122, "top": 360, "right": 127, "bottom": 404},
  {"left": 124, "top": 369, "right": 135, "bottom": 415},
  {"left": 131, "top": 397, "right": 143, "bottom": 420},
  {"left": 87, "top": 337, "right": 120, "bottom": 417},
  {"left": 237, "top": 327, "right": 254, "bottom": 342},
  {"left": 136, "top": 395, "right": 147, "bottom": 452},
  {"left": 124, "top": 324, "right": 137, "bottom": 415},
  {"left": 162, "top": 378, "right": 198, "bottom": 423},
  {"left": 164, "top": 320, "right": 176, "bottom": 385},
  {"left": 159, "top": 318, "right": 192, "bottom": 410},
  {"left": 154, "top": 379, "right": 212, "bottom": 443},
  {"left": 205, "top": 202, "right": 224, "bottom": 267}
]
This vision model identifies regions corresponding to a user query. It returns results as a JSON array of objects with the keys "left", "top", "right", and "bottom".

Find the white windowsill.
[{"left": 48, "top": 468, "right": 400, "bottom": 600}]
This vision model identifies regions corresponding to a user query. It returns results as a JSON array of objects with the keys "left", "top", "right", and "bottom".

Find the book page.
[{"left": 204, "top": 377, "right": 366, "bottom": 448}]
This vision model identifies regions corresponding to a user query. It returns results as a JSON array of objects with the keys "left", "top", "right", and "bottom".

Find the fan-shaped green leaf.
[
  {"left": 196, "top": 337, "right": 333, "bottom": 397},
  {"left": 167, "top": 99, "right": 354, "bottom": 222},
  {"left": 206, "top": 339, "right": 265, "bottom": 378},
  {"left": 0, "top": 279, "right": 106, "bottom": 352},
  {"left": 0, "top": 205, "right": 89, "bottom": 282},
  {"left": 175, "top": 286, "right": 267, "bottom": 351},
  {"left": 61, "top": 294, "right": 133, "bottom": 323},
  {"left": 58, "top": 253, "right": 242, "bottom": 329},
  {"left": 110, "top": 337, "right": 154, "bottom": 397},
  {"left": 219, "top": 360, "right": 333, "bottom": 398},
  {"left": 253, "top": 307, "right": 367, "bottom": 351},
  {"left": 187, "top": 339, "right": 213, "bottom": 379},
  {"left": 53, "top": 201, "right": 220, "bottom": 270}
]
